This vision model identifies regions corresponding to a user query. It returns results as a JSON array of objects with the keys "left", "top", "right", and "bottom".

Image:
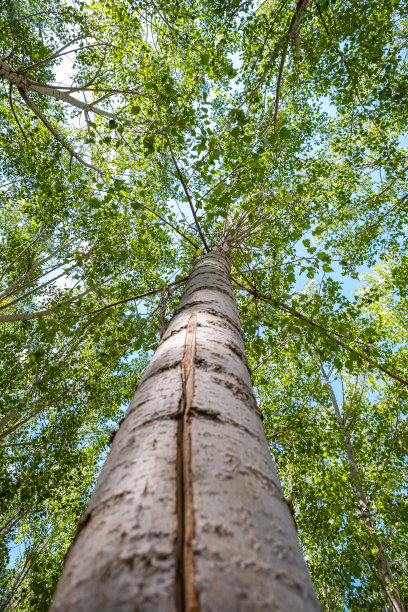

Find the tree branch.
[
  {"left": 17, "top": 86, "right": 102, "bottom": 173},
  {"left": 0, "top": 226, "right": 44, "bottom": 284},
  {"left": 234, "top": 282, "right": 408, "bottom": 387},
  {"left": 272, "top": 47, "right": 287, "bottom": 132},
  {"left": 65, "top": 276, "right": 188, "bottom": 318},
  {"left": 118, "top": 192, "right": 200, "bottom": 249},
  {"left": 156, "top": 108, "right": 209, "bottom": 251},
  {"left": 0, "top": 59, "right": 116, "bottom": 119},
  {"left": 21, "top": 37, "right": 84, "bottom": 73},
  {"left": 0, "top": 240, "right": 73, "bottom": 302},
  {"left": 0, "top": 289, "right": 88, "bottom": 322}
]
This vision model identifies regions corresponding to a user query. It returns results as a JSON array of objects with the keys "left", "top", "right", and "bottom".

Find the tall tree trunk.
[
  {"left": 319, "top": 365, "right": 405, "bottom": 612},
  {"left": 50, "top": 249, "right": 319, "bottom": 611}
]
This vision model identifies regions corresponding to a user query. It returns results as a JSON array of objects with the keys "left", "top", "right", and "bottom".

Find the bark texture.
[{"left": 50, "top": 249, "right": 320, "bottom": 611}]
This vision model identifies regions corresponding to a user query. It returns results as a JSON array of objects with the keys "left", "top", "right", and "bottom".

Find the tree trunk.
[
  {"left": 320, "top": 366, "right": 405, "bottom": 612},
  {"left": 50, "top": 249, "right": 319, "bottom": 611}
]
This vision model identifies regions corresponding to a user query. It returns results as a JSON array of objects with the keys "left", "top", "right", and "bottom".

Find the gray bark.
[{"left": 50, "top": 249, "right": 320, "bottom": 611}]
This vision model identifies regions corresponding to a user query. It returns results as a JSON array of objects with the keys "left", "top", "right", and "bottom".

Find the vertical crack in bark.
[{"left": 176, "top": 313, "right": 199, "bottom": 612}]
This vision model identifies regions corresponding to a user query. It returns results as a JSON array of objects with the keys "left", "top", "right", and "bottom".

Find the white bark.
[
  {"left": 50, "top": 249, "right": 320, "bottom": 611},
  {"left": 0, "top": 59, "right": 115, "bottom": 119}
]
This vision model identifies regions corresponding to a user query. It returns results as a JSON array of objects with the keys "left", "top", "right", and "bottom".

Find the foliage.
[{"left": 0, "top": 0, "right": 407, "bottom": 608}]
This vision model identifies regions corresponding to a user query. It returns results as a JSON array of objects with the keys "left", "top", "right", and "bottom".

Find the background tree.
[{"left": 0, "top": 0, "right": 407, "bottom": 609}]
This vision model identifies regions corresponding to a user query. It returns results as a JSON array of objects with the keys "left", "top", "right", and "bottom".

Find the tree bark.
[
  {"left": 50, "top": 248, "right": 320, "bottom": 611},
  {"left": 0, "top": 59, "right": 115, "bottom": 119}
]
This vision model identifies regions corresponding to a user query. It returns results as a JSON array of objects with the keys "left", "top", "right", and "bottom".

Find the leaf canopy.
[{"left": 0, "top": 0, "right": 407, "bottom": 608}]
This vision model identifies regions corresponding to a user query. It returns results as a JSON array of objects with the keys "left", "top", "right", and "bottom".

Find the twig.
[
  {"left": 21, "top": 37, "right": 84, "bottom": 73},
  {"left": 0, "top": 226, "right": 44, "bottom": 284},
  {"left": 252, "top": 338, "right": 289, "bottom": 372}
]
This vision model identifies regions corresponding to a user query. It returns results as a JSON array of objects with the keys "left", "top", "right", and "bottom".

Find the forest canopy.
[{"left": 0, "top": 0, "right": 407, "bottom": 609}]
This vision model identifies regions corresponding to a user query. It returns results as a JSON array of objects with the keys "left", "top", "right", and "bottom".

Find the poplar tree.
[{"left": 0, "top": 0, "right": 407, "bottom": 609}]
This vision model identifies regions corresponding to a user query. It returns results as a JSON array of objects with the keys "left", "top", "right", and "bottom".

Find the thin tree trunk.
[
  {"left": 319, "top": 365, "right": 405, "bottom": 612},
  {"left": 50, "top": 249, "right": 319, "bottom": 611}
]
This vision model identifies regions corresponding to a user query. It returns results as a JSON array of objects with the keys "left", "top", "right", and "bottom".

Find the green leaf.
[
  {"left": 266, "top": 133, "right": 278, "bottom": 145},
  {"left": 316, "top": 252, "right": 331, "bottom": 263},
  {"left": 279, "top": 127, "right": 291, "bottom": 140}
]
